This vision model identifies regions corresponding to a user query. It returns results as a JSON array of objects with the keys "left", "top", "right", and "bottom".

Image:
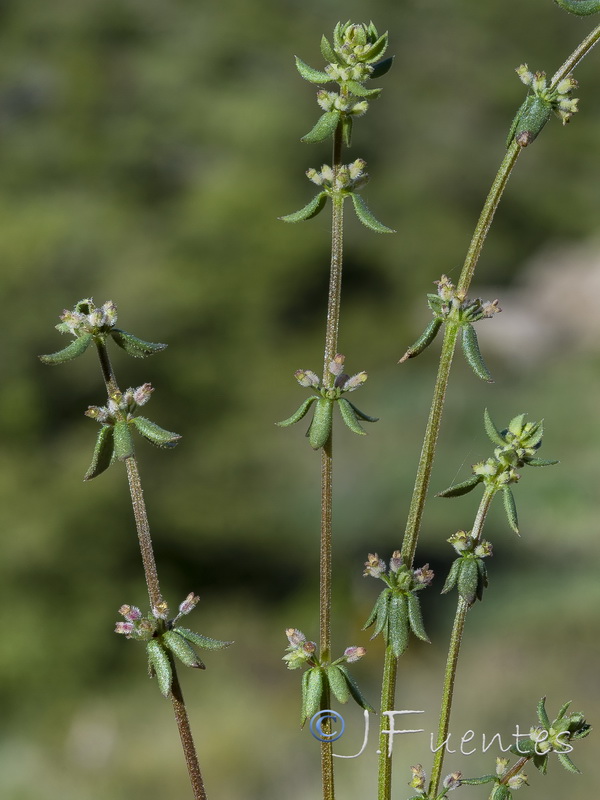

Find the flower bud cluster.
[
  {"left": 516, "top": 64, "right": 579, "bottom": 124},
  {"left": 495, "top": 758, "right": 528, "bottom": 790},
  {"left": 316, "top": 89, "right": 369, "bottom": 116},
  {"left": 429, "top": 275, "right": 500, "bottom": 324},
  {"left": 293, "top": 353, "right": 368, "bottom": 399},
  {"left": 448, "top": 530, "right": 493, "bottom": 558},
  {"left": 85, "top": 383, "right": 154, "bottom": 424},
  {"left": 307, "top": 159, "right": 369, "bottom": 192},
  {"left": 335, "top": 21, "right": 387, "bottom": 65},
  {"left": 408, "top": 763, "right": 427, "bottom": 794},
  {"left": 57, "top": 298, "right": 117, "bottom": 337},
  {"left": 282, "top": 628, "right": 317, "bottom": 669},
  {"left": 115, "top": 593, "right": 200, "bottom": 641},
  {"left": 363, "top": 551, "right": 434, "bottom": 590}
]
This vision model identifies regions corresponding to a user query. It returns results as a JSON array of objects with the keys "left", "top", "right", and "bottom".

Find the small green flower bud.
[
  {"left": 496, "top": 757, "right": 509, "bottom": 777},
  {"left": 409, "top": 764, "right": 427, "bottom": 792},
  {"left": 448, "top": 530, "right": 473, "bottom": 553},
  {"left": 306, "top": 168, "right": 323, "bottom": 185},
  {"left": 507, "top": 772, "right": 528, "bottom": 789},
  {"left": 350, "top": 100, "right": 369, "bottom": 116},
  {"left": 474, "top": 540, "right": 493, "bottom": 558},
  {"left": 342, "top": 371, "right": 367, "bottom": 391},
  {"left": 316, "top": 89, "right": 336, "bottom": 111}
]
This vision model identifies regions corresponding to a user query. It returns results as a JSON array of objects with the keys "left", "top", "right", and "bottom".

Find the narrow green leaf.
[
  {"left": 113, "top": 420, "right": 135, "bottom": 461},
  {"left": 554, "top": 0, "right": 600, "bottom": 16},
  {"left": 475, "top": 559, "right": 488, "bottom": 602},
  {"left": 555, "top": 700, "right": 572, "bottom": 721},
  {"left": 483, "top": 408, "right": 506, "bottom": 447},
  {"left": 276, "top": 396, "right": 318, "bottom": 427},
  {"left": 557, "top": 752, "right": 581, "bottom": 774},
  {"left": 362, "top": 592, "right": 383, "bottom": 630},
  {"left": 508, "top": 413, "right": 527, "bottom": 436},
  {"left": 337, "top": 397, "right": 366, "bottom": 436},
  {"left": 407, "top": 593, "right": 430, "bottom": 642},
  {"left": 457, "top": 559, "right": 479, "bottom": 606},
  {"left": 370, "top": 56, "right": 394, "bottom": 79},
  {"left": 163, "top": 630, "right": 205, "bottom": 669},
  {"left": 489, "top": 785, "right": 511, "bottom": 800},
  {"left": 304, "top": 667, "right": 325, "bottom": 722},
  {"left": 512, "top": 95, "right": 552, "bottom": 147},
  {"left": 350, "top": 193, "right": 395, "bottom": 233},
  {"left": 147, "top": 639, "right": 172, "bottom": 697},
  {"left": 388, "top": 594, "right": 409, "bottom": 657},
  {"left": 110, "top": 329, "right": 167, "bottom": 358},
  {"left": 175, "top": 627, "right": 233, "bottom": 650},
  {"left": 320, "top": 34, "right": 338, "bottom": 64},
  {"left": 399, "top": 318, "right": 443, "bottom": 362},
  {"left": 39, "top": 333, "right": 93, "bottom": 365},
  {"left": 459, "top": 775, "right": 497, "bottom": 786},
  {"left": 84, "top": 425, "right": 114, "bottom": 481},
  {"left": 295, "top": 56, "right": 330, "bottom": 83},
  {"left": 308, "top": 397, "right": 333, "bottom": 450},
  {"left": 337, "top": 665, "right": 375, "bottom": 712},
  {"left": 372, "top": 590, "right": 391, "bottom": 639},
  {"left": 503, "top": 486, "right": 519, "bottom": 534},
  {"left": 344, "top": 80, "right": 382, "bottom": 98},
  {"left": 301, "top": 668, "right": 310, "bottom": 725},
  {"left": 326, "top": 665, "right": 351, "bottom": 704},
  {"left": 461, "top": 324, "right": 494, "bottom": 383},
  {"left": 132, "top": 416, "right": 181, "bottom": 448},
  {"left": 510, "top": 737, "right": 536, "bottom": 757},
  {"left": 533, "top": 752, "right": 549, "bottom": 774},
  {"left": 344, "top": 400, "right": 378, "bottom": 423},
  {"left": 441, "top": 559, "right": 461, "bottom": 594},
  {"left": 537, "top": 696, "right": 551, "bottom": 728},
  {"left": 362, "top": 32, "right": 388, "bottom": 63},
  {"left": 525, "top": 457, "right": 559, "bottom": 467},
  {"left": 279, "top": 193, "right": 328, "bottom": 223},
  {"left": 300, "top": 111, "right": 340, "bottom": 143},
  {"left": 436, "top": 474, "right": 483, "bottom": 498}
]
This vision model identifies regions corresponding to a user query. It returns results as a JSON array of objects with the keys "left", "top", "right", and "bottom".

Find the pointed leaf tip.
[{"left": 350, "top": 193, "right": 395, "bottom": 233}]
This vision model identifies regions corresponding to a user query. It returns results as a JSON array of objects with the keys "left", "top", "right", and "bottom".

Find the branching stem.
[{"left": 427, "top": 487, "right": 494, "bottom": 798}]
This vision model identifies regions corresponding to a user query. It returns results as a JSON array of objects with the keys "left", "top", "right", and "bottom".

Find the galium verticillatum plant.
[
  {"left": 40, "top": 298, "right": 231, "bottom": 800},
  {"left": 276, "top": 9, "right": 596, "bottom": 800}
]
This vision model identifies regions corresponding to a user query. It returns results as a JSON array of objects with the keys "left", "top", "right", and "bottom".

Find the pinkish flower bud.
[
  {"left": 294, "top": 370, "right": 320, "bottom": 388},
  {"left": 285, "top": 628, "right": 306, "bottom": 646},
  {"left": 343, "top": 646, "right": 366, "bottom": 663},
  {"left": 119, "top": 604, "right": 142, "bottom": 622},
  {"left": 389, "top": 551, "right": 403, "bottom": 572},
  {"left": 442, "top": 771, "right": 462, "bottom": 790},
  {"left": 409, "top": 764, "right": 426, "bottom": 791},
  {"left": 342, "top": 371, "right": 367, "bottom": 392},
  {"left": 178, "top": 592, "right": 200, "bottom": 616},
  {"left": 133, "top": 383, "right": 154, "bottom": 407},
  {"left": 115, "top": 621, "right": 135, "bottom": 636},
  {"left": 329, "top": 354, "right": 345, "bottom": 376},
  {"left": 413, "top": 563, "right": 434, "bottom": 586},
  {"left": 364, "top": 553, "right": 386, "bottom": 578}
]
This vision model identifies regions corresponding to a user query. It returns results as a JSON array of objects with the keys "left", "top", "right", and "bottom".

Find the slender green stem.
[
  {"left": 428, "top": 488, "right": 494, "bottom": 798},
  {"left": 550, "top": 22, "right": 600, "bottom": 87},
  {"left": 377, "top": 645, "right": 398, "bottom": 800},
  {"left": 319, "top": 122, "right": 345, "bottom": 800},
  {"left": 499, "top": 755, "right": 529, "bottom": 785},
  {"left": 93, "top": 339, "right": 206, "bottom": 800},
  {"left": 400, "top": 323, "right": 460, "bottom": 566}
]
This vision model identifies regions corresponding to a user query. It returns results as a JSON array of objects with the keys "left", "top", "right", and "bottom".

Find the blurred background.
[{"left": 0, "top": 0, "right": 598, "bottom": 797}]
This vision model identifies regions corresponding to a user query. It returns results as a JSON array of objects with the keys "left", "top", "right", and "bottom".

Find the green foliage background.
[{"left": 0, "top": 0, "right": 598, "bottom": 798}]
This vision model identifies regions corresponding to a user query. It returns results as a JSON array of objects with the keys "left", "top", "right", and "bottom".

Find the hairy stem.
[
  {"left": 319, "top": 121, "right": 345, "bottom": 800},
  {"left": 550, "top": 22, "right": 600, "bottom": 87},
  {"left": 428, "top": 488, "right": 494, "bottom": 797},
  {"left": 377, "top": 645, "right": 398, "bottom": 800},
  {"left": 171, "top": 666, "right": 208, "bottom": 800},
  {"left": 94, "top": 339, "right": 206, "bottom": 800}
]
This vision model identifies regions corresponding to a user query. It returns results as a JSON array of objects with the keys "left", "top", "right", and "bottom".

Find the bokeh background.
[{"left": 0, "top": 0, "right": 598, "bottom": 798}]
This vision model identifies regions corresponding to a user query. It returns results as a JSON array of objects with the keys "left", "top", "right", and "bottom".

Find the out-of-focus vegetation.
[{"left": 0, "top": 1, "right": 598, "bottom": 798}]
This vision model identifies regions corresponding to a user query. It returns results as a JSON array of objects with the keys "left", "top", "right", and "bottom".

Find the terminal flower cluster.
[
  {"left": 437, "top": 410, "right": 558, "bottom": 534},
  {"left": 40, "top": 298, "right": 167, "bottom": 364}
]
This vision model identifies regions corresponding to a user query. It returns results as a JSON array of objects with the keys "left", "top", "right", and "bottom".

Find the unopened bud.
[
  {"left": 119, "top": 604, "right": 142, "bottom": 622},
  {"left": 364, "top": 553, "right": 386, "bottom": 578},
  {"left": 343, "top": 645, "right": 366, "bottom": 663},
  {"left": 286, "top": 628, "right": 306, "bottom": 646},
  {"left": 442, "top": 771, "right": 462, "bottom": 790},
  {"left": 178, "top": 592, "right": 199, "bottom": 616}
]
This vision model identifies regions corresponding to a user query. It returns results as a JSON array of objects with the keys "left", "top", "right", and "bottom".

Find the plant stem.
[
  {"left": 428, "top": 488, "right": 494, "bottom": 798},
  {"left": 93, "top": 339, "right": 206, "bottom": 800},
  {"left": 377, "top": 645, "right": 398, "bottom": 800},
  {"left": 171, "top": 666, "right": 208, "bottom": 800},
  {"left": 319, "top": 121, "right": 345, "bottom": 800}
]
